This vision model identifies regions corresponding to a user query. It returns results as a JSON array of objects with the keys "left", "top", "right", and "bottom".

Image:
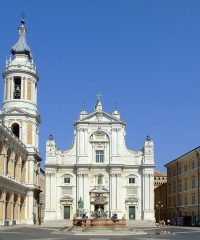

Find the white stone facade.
[{"left": 44, "top": 100, "right": 155, "bottom": 221}]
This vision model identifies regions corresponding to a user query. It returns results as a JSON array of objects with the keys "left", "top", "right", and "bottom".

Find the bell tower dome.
[{"left": 1, "top": 18, "right": 40, "bottom": 150}]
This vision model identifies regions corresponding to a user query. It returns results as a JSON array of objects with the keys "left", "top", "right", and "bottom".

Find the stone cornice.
[
  {"left": 3, "top": 67, "right": 39, "bottom": 81},
  {"left": 44, "top": 163, "right": 149, "bottom": 169},
  {"left": 140, "top": 164, "right": 156, "bottom": 168}
]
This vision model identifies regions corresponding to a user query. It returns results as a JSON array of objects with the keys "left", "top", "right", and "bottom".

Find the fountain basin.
[{"left": 73, "top": 218, "right": 126, "bottom": 227}]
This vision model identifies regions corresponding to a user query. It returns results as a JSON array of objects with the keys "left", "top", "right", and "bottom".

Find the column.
[
  {"left": 149, "top": 174, "right": 154, "bottom": 213},
  {"left": 0, "top": 144, "right": 5, "bottom": 173},
  {"left": 0, "top": 190, "right": 4, "bottom": 224},
  {"left": 77, "top": 174, "right": 83, "bottom": 201},
  {"left": 45, "top": 173, "right": 51, "bottom": 210},
  {"left": 12, "top": 155, "right": 16, "bottom": 178},
  {"left": 80, "top": 129, "right": 84, "bottom": 156},
  {"left": 116, "top": 174, "right": 121, "bottom": 211},
  {"left": 21, "top": 195, "right": 25, "bottom": 223},
  {"left": 92, "top": 144, "right": 94, "bottom": 162},
  {"left": 50, "top": 173, "right": 56, "bottom": 210},
  {"left": 13, "top": 195, "right": 18, "bottom": 222},
  {"left": 7, "top": 78, "right": 10, "bottom": 99},
  {"left": 25, "top": 78, "right": 27, "bottom": 100},
  {"left": 18, "top": 195, "right": 21, "bottom": 223},
  {"left": 6, "top": 192, "right": 13, "bottom": 222},
  {"left": 26, "top": 191, "right": 34, "bottom": 224},
  {"left": 4, "top": 146, "right": 8, "bottom": 174},
  {"left": 8, "top": 154, "right": 13, "bottom": 176},
  {"left": 4, "top": 78, "right": 7, "bottom": 101},
  {"left": 32, "top": 123, "right": 36, "bottom": 150},
  {"left": 18, "top": 157, "right": 22, "bottom": 181},
  {"left": 21, "top": 160, "right": 26, "bottom": 182},
  {"left": 111, "top": 129, "right": 115, "bottom": 156},
  {"left": 111, "top": 174, "right": 116, "bottom": 212},
  {"left": 77, "top": 128, "right": 80, "bottom": 156},
  {"left": 83, "top": 174, "right": 89, "bottom": 210},
  {"left": 21, "top": 78, "right": 24, "bottom": 99},
  {"left": 116, "top": 129, "right": 119, "bottom": 155},
  {"left": 35, "top": 82, "right": 37, "bottom": 104},
  {"left": 28, "top": 157, "right": 34, "bottom": 184},
  {"left": 84, "top": 129, "right": 87, "bottom": 155},
  {"left": 2, "top": 190, "right": 6, "bottom": 224},
  {"left": 10, "top": 193, "right": 14, "bottom": 223},
  {"left": 32, "top": 79, "right": 34, "bottom": 102},
  {"left": 143, "top": 173, "right": 155, "bottom": 220},
  {"left": 10, "top": 77, "right": 14, "bottom": 99}
]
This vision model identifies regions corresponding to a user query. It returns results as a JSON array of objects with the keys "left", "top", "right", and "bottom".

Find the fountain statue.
[{"left": 73, "top": 191, "right": 125, "bottom": 228}]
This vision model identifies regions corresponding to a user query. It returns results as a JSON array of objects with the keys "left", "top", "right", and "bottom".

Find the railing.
[{"left": 0, "top": 171, "right": 26, "bottom": 186}]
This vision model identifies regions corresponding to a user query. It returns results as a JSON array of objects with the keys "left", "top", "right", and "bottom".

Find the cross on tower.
[
  {"left": 21, "top": 13, "right": 26, "bottom": 23},
  {"left": 97, "top": 92, "right": 102, "bottom": 101}
]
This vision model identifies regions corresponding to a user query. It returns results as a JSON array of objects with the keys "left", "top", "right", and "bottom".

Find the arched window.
[
  {"left": 11, "top": 123, "right": 20, "bottom": 138},
  {"left": 13, "top": 77, "right": 21, "bottom": 99}
]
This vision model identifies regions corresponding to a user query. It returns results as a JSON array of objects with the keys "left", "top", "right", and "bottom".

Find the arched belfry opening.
[
  {"left": 11, "top": 123, "right": 20, "bottom": 138},
  {"left": 13, "top": 77, "right": 21, "bottom": 99}
]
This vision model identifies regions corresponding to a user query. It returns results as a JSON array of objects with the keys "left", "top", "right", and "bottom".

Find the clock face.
[
  {"left": 146, "top": 142, "right": 151, "bottom": 147},
  {"left": 47, "top": 147, "right": 53, "bottom": 155}
]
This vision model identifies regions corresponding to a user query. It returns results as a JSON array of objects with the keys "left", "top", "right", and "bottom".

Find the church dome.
[{"left": 11, "top": 19, "right": 32, "bottom": 59}]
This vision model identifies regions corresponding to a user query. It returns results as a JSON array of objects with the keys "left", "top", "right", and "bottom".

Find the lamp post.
[{"left": 156, "top": 201, "right": 163, "bottom": 223}]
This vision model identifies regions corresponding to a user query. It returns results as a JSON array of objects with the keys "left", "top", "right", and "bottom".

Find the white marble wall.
[{"left": 45, "top": 106, "right": 155, "bottom": 221}]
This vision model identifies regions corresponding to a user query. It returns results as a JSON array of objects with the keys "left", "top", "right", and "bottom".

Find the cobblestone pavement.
[{"left": 0, "top": 221, "right": 200, "bottom": 240}]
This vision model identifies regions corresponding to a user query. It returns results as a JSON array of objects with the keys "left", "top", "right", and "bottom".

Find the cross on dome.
[
  {"left": 95, "top": 92, "right": 103, "bottom": 111},
  {"left": 97, "top": 92, "right": 102, "bottom": 101},
  {"left": 11, "top": 17, "right": 33, "bottom": 59}
]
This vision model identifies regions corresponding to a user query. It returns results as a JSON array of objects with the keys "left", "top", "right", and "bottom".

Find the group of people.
[{"left": 158, "top": 219, "right": 170, "bottom": 227}]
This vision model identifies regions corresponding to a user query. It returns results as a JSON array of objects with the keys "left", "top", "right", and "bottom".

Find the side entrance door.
[
  {"left": 64, "top": 206, "right": 70, "bottom": 219},
  {"left": 129, "top": 206, "right": 135, "bottom": 220}
]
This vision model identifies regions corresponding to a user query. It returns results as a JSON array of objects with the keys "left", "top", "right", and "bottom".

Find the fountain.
[{"left": 73, "top": 192, "right": 126, "bottom": 228}]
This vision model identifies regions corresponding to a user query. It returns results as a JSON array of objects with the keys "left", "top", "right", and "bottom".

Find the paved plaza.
[{"left": 0, "top": 221, "right": 200, "bottom": 240}]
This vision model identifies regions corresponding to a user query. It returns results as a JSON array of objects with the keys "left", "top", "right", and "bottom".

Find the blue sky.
[{"left": 0, "top": 1, "right": 200, "bottom": 172}]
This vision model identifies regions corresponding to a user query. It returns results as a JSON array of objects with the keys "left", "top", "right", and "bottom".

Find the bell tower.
[
  {"left": 0, "top": 19, "right": 41, "bottom": 224},
  {"left": 1, "top": 18, "right": 40, "bottom": 149}
]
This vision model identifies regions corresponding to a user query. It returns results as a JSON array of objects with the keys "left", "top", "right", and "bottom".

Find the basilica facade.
[{"left": 44, "top": 99, "right": 155, "bottom": 221}]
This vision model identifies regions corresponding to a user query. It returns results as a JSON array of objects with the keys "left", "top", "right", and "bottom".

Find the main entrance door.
[
  {"left": 129, "top": 206, "right": 135, "bottom": 220},
  {"left": 64, "top": 206, "right": 70, "bottom": 219}
]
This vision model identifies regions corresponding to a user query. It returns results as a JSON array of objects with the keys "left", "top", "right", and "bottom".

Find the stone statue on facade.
[
  {"left": 77, "top": 197, "right": 84, "bottom": 217},
  {"left": 78, "top": 197, "right": 84, "bottom": 209}
]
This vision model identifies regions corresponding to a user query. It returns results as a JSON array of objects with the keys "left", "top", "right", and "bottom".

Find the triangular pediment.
[
  {"left": 76, "top": 111, "right": 125, "bottom": 125},
  {"left": 1, "top": 107, "right": 41, "bottom": 122}
]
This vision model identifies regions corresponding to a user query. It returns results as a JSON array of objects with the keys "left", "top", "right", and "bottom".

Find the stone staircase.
[
  {"left": 41, "top": 220, "right": 72, "bottom": 228},
  {"left": 41, "top": 219, "right": 156, "bottom": 229},
  {"left": 126, "top": 220, "right": 156, "bottom": 228}
]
